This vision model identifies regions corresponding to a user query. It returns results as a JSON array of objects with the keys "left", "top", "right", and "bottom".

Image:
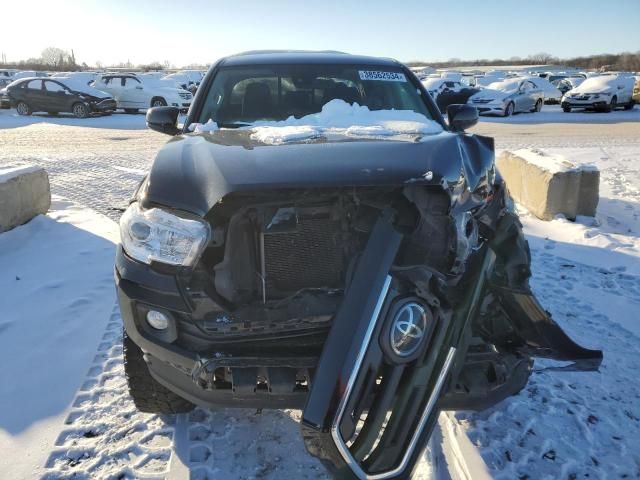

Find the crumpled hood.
[
  {"left": 143, "top": 130, "right": 495, "bottom": 216},
  {"left": 469, "top": 88, "right": 510, "bottom": 102}
]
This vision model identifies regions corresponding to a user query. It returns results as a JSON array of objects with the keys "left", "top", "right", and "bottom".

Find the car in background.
[
  {"left": 553, "top": 76, "right": 585, "bottom": 95},
  {"left": 561, "top": 74, "right": 635, "bottom": 112},
  {"left": 422, "top": 78, "right": 480, "bottom": 113},
  {"left": 6, "top": 77, "right": 116, "bottom": 117},
  {"left": 0, "top": 78, "right": 12, "bottom": 108},
  {"left": 468, "top": 78, "right": 544, "bottom": 116},
  {"left": 162, "top": 72, "right": 199, "bottom": 94},
  {"left": 522, "top": 76, "right": 563, "bottom": 104},
  {"left": 52, "top": 71, "right": 97, "bottom": 86},
  {"left": 0, "top": 69, "right": 18, "bottom": 79},
  {"left": 93, "top": 73, "right": 192, "bottom": 113},
  {"left": 12, "top": 70, "right": 49, "bottom": 80}
]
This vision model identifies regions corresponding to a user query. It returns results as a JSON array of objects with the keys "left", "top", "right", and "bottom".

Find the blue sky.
[{"left": 3, "top": 0, "right": 639, "bottom": 66}]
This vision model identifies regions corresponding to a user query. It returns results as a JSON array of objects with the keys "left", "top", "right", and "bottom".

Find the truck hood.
[{"left": 143, "top": 130, "right": 495, "bottom": 216}]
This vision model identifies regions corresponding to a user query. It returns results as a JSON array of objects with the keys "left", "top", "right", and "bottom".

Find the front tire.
[
  {"left": 503, "top": 102, "right": 514, "bottom": 117},
  {"left": 72, "top": 102, "right": 89, "bottom": 118},
  {"left": 16, "top": 101, "right": 32, "bottom": 116},
  {"left": 151, "top": 97, "right": 167, "bottom": 108},
  {"left": 562, "top": 105, "right": 571, "bottom": 113},
  {"left": 532, "top": 99, "right": 542, "bottom": 112},
  {"left": 605, "top": 96, "right": 617, "bottom": 113},
  {"left": 123, "top": 331, "right": 195, "bottom": 414}
]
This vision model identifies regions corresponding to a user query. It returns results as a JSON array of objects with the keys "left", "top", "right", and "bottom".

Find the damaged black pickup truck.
[{"left": 115, "top": 51, "right": 602, "bottom": 479}]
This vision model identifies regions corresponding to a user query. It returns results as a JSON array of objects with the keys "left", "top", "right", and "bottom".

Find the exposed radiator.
[{"left": 263, "top": 216, "right": 344, "bottom": 295}]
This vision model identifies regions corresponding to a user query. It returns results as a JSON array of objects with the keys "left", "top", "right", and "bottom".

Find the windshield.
[{"left": 196, "top": 64, "right": 432, "bottom": 126}]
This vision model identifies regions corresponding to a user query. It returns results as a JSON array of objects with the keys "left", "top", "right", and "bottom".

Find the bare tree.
[{"left": 41, "top": 47, "right": 68, "bottom": 67}]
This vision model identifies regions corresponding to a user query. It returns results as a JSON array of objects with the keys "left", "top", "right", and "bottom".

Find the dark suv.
[{"left": 116, "top": 51, "right": 601, "bottom": 479}]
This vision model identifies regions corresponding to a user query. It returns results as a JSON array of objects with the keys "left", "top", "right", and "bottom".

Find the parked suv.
[
  {"left": 6, "top": 77, "right": 116, "bottom": 117},
  {"left": 93, "top": 74, "right": 192, "bottom": 113},
  {"left": 561, "top": 74, "right": 636, "bottom": 112},
  {"left": 116, "top": 51, "right": 601, "bottom": 480}
]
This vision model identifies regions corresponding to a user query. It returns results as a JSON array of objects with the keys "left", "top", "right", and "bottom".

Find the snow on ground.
[
  {"left": 0, "top": 197, "right": 119, "bottom": 479},
  {"left": 457, "top": 146, "right": 640, "bottom": 479}
]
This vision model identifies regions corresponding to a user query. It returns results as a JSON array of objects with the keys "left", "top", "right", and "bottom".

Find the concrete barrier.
[
  {"left": 0, "top": 165, "right": 51, "bottom": 233},
  {"left": 497, "top": 149, "right": 599, "bottom": 221}
]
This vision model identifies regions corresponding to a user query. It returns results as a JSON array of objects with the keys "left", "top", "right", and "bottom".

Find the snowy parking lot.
[{"left": 1, "top": 105, "right": 639, "bottom": 479}]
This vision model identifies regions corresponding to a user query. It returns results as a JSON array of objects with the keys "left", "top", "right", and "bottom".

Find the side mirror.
[
  {"left": 447, "top": 104, "right": 478, "bottom": 132},
  {"left": 146, "top": 106, "right": 181, "bottom": 135}
]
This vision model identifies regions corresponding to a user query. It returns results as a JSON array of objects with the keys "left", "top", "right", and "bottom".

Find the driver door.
[
  {"left": 42, "top": 80, "right": 71, "bottom": 112},
  {"left": 121, "top": 77, "right": 147, "bottom": 108}
]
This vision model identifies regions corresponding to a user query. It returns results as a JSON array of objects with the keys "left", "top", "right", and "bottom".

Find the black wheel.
[
  {"left": 124, "top": 108, "right": 139, "bottom": 114},
  {"left": 562, "top": 106, "right": 571, "bottom": 113},
  {"left": 623, "top": 101, "right": 635, "bottom": 111},
  {"left": 16, "top": 101, "right": 32, "bottom": 116},
  {"left": 72, "top": 102, "right": 89, "bottom": 118},
  {"left": 503, "top": 102, "right": 514, "bottom": 117},
  {"left": 151, "top": 97, "right": 167, "bottom": 108},
  {"left": 123, "top": 331, "right": 195, "bottom": 414},
  {"left": 532, "top": 99, "right": 542, "bottom": 112},
  {"left": 605, "top": 96, "right": 617, "bottom": 113}
]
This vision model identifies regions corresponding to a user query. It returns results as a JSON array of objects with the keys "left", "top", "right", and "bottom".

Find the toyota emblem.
[{"left": 389, "top": 302, "right": 427, "bottom": 358}]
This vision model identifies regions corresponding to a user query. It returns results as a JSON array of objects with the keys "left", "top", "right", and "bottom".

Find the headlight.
[{"left": 120, "top": 202, "right": 210, "bottom": 266}]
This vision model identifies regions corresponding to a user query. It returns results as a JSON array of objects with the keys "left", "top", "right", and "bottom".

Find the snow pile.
[
  {"left": 511, "top": 148, "right": 595, "bottom": 173},
  {"left": 192, "top": 99, "right": 443, "bottom": 144},
  {"left": 0, "top": 164, "right": 42, "bottom": 183}
]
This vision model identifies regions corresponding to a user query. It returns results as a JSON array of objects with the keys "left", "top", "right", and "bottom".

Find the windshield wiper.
[{"left": 216, "top": 121, "right": 252, "bottom": 128}]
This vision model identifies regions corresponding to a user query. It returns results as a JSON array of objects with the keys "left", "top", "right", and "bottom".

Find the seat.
[{"left": 242, "top": 82, "right": 273, "bottom": 119}]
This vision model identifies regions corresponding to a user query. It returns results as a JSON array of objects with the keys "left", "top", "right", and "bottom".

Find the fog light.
[{"left": 146, "top": 310, "right": 169, "bottom": 330}]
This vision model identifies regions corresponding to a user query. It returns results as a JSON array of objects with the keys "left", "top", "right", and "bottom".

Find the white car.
[
  {"left": 468, "top": 78, "right": 545, "bottom": 116},
  {"left": 561, "top": 75, "right": 636, "bottom": 112},
  {"left": 92, "top": 74, "right": 192, "bottom": 113}
]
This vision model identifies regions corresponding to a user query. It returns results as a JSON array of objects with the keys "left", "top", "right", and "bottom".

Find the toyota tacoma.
[{"left": 115, "top": 51, "right": 602, "bottom": 479}]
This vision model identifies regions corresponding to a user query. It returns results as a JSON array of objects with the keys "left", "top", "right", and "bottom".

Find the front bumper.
[
  {"left": 90, "top": 98, "right": 117, "bottom": 112},
  {"left": 561, "top": 97, "right": 609, "bottom": 109},
  {"left": 469, "top": 102, "right": 505, "bottom": 115},
  {"left": 116, "top": 246, "right": 312, "bottom": 409}
]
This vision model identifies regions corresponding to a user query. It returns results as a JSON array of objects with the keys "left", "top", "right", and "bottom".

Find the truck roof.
[{"left": 221, "top": 50, "right": 400, "bottom": 67}]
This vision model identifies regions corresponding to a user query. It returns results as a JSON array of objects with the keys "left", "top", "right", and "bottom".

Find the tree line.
[
  {"left": 3, "top": 48, "right": 639, "bottom": 73},
  {"left": 0, "top": 47, "right": 203, "bottom": 72},
  {"left": 407, "top": 51, "right": 640, "bottom": 72}
]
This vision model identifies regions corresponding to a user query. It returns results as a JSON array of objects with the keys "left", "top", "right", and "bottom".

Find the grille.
[{"left": 264, "top": 216, "right": 343, "bottom": 293}]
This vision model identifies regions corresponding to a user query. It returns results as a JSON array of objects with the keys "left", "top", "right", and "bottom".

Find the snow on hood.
[
  {"left": 486, "top": 79, "right": 521, "bottom": 94},
  {"left": 570, "top": 75, "right": 630, "bottom": 94},
  {"left": 469, "top": 88, "right": 509, "bottom": 102},
  {"left": 191, "top": 100, "right": 443, "bottom": 144},
  {"left": 56, "top": 78, "right": 111, "bottom": 99}
]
